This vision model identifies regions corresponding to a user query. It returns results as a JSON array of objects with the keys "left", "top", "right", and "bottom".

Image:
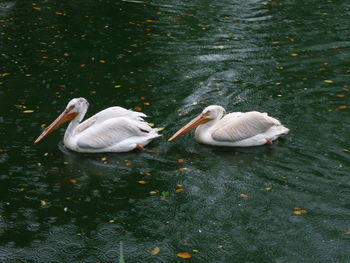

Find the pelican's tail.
[
  {"left": 267, "top": 125, "right": 289, "bottom": 141},
  {"left": 148, "top": 128, "right": 161, "bottom": 140}
]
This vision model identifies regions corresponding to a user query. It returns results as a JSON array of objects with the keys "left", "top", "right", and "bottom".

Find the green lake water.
[{"left": 1, "top": 0, "right": 350, "bottom": 262}]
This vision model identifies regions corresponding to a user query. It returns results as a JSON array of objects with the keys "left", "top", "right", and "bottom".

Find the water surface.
[{"left": 1, "top": 0, "right": 350, "bottom": 262}]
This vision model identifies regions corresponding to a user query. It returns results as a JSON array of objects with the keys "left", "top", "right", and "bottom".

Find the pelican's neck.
[
  {"left": 194, "top": 117, "right": 220, "bottom": 142},
  {"left": 64, "top": 107, "right": 87, "bottom": 143}
]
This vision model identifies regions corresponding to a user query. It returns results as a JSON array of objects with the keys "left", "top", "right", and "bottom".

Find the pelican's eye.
[
  {"left": 203, "top": 111, "right": 210, "bottom": 117},
  {"left": 66, "top": 105, "right": 75, "bottom": 113}
]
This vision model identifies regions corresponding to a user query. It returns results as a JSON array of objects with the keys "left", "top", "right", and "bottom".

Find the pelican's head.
[
  {"left": 34, "top": 97, "right": 89, "bottom": 144},
  {"left": 168, "top": 105, "right": 226, "bottom": 142},
  {"left": 66, "top": 97, "right": 89, "bottom": 121},
  {"left": 201, "top": 105, "right": 226, "bottom": 120}
]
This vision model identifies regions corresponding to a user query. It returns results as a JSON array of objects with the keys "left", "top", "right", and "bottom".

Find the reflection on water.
[
  {"left": 0, "top": 0, "right": 350, "bottom": 262},
  {"left": 0, "top": 1, "right": 15, "bottom": 18}
]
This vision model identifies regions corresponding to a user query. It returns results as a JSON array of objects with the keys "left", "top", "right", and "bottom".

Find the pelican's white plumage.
[
  {"left": 168, "top": 105, "right": 289, "bottom": 147},
  {"left": 35, "top": 98, "right": 160, "bottom": 153}
]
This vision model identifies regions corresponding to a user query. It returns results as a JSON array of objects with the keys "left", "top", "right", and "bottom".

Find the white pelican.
[
  {"left": 34, "top": 97, "right": 160, "bottom": 153},
  {"left": 168, "top": 105, "right": 289, "bottom": 147}
]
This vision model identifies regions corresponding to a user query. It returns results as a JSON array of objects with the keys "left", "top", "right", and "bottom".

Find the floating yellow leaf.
[
  {"left": 99, "top": 59, "right": 106, "bottom": 63},
  {"left": 151, "top": 247, "right": 160, "bottom": 256},
  {"left": 293, "top": 207, "right": 308, "bottom": 215},
  {"left": 134, "top": 106, "right": 142, "bottom": 111},
  {"left": 114, "top": 85, "right": 121, "bottom": 88},
  {"left": 290, "top": 53, "right": 298, "bottom": 56},
  {"left": 63, "top": 52, "right": 70, "bottom": 57},
  {"left": 149, "top": 191, "right": 157, "bottom": 194},
  {"left": 272, "top": 41, "right": 280, "bottom": 44},
  {"left": 276, "top": 66, "right": 284, "bottom": 70},
  {"left": 54, "top": 11, "right": 66, "bottom": 16},
  {"left": 137, "top": 180, "right": 147, "bottom": 184},
  {"left": 240, "top": 193, "right": 248, "bottom": 198},
  {"left": 101, "top": 157, "right": 107, "bottom": 161},
  {"left": 109, "top": 219, "right": 116, "bottom": 223},
  {"left": 69, "top": 179, "right": 77, "bottom": 184},
  {"left": 192, "top": 249, "right": 199, "bottom": 253},
  {"left": 218, "top": 245, "right": 224, "bottom": 248},
  {"left": 15, "top": 104, "right": 26, "bottom": 109},
  {"left": 324, "top": 80, "right": 333, "bottom": 83},
  {"left": 176, "top": 252, "right": 192, "bottom": 259},
  {"left": 175, "top": 188, "right": 184, "bottom": 193},
  {"left": 22, "top": 110, "right": 34, "bottom": 113},
  {"left": 143, "top": 102, "right": 151, "bottom": 106},
  {"left": 293, "top": 210, "right": 308, "bottom": 215},
  {"left": 40, "top": 200, "right": 46, "bottom": 206},
  {"left": 177, "top": 184, "right": 184, "bottom": 188},
  {"left": 341, "top": 148, "right": 349, "bottom": 152}
]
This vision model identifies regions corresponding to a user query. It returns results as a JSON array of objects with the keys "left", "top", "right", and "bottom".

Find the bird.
[
  {"left": 34, "top": 97, "right": 160, "bottom": 153},
  {"left": 168, "top": 105, "right": 289, "bottom": 147}
]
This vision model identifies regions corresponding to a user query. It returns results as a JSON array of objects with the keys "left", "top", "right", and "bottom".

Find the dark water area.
[{"left": 1, "top": 0, "right": 350, "bottom": 262}]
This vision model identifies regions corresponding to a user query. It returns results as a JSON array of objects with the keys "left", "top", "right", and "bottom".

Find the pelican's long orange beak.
[
  {"left": 34, "top": 105, "right": 77, "bottom": 144},
  {"left": 168, "top": 113, "right": 210, "bottom": 142}
]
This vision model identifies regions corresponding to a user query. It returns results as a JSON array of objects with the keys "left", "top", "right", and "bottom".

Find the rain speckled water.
[{"left": 1, "top": 0, "right": 350, "bottom": 262}]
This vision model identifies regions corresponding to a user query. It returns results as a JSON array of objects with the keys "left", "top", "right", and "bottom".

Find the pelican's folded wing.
[
  {"left": 75, "top": 107, "right": 147, "bottom": 134},
  {"left": 212, "top": 111, "right": 280, "bottom": 142},
  {"left": 76, "top": 117, "right": 152, "bottom": 150}
]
